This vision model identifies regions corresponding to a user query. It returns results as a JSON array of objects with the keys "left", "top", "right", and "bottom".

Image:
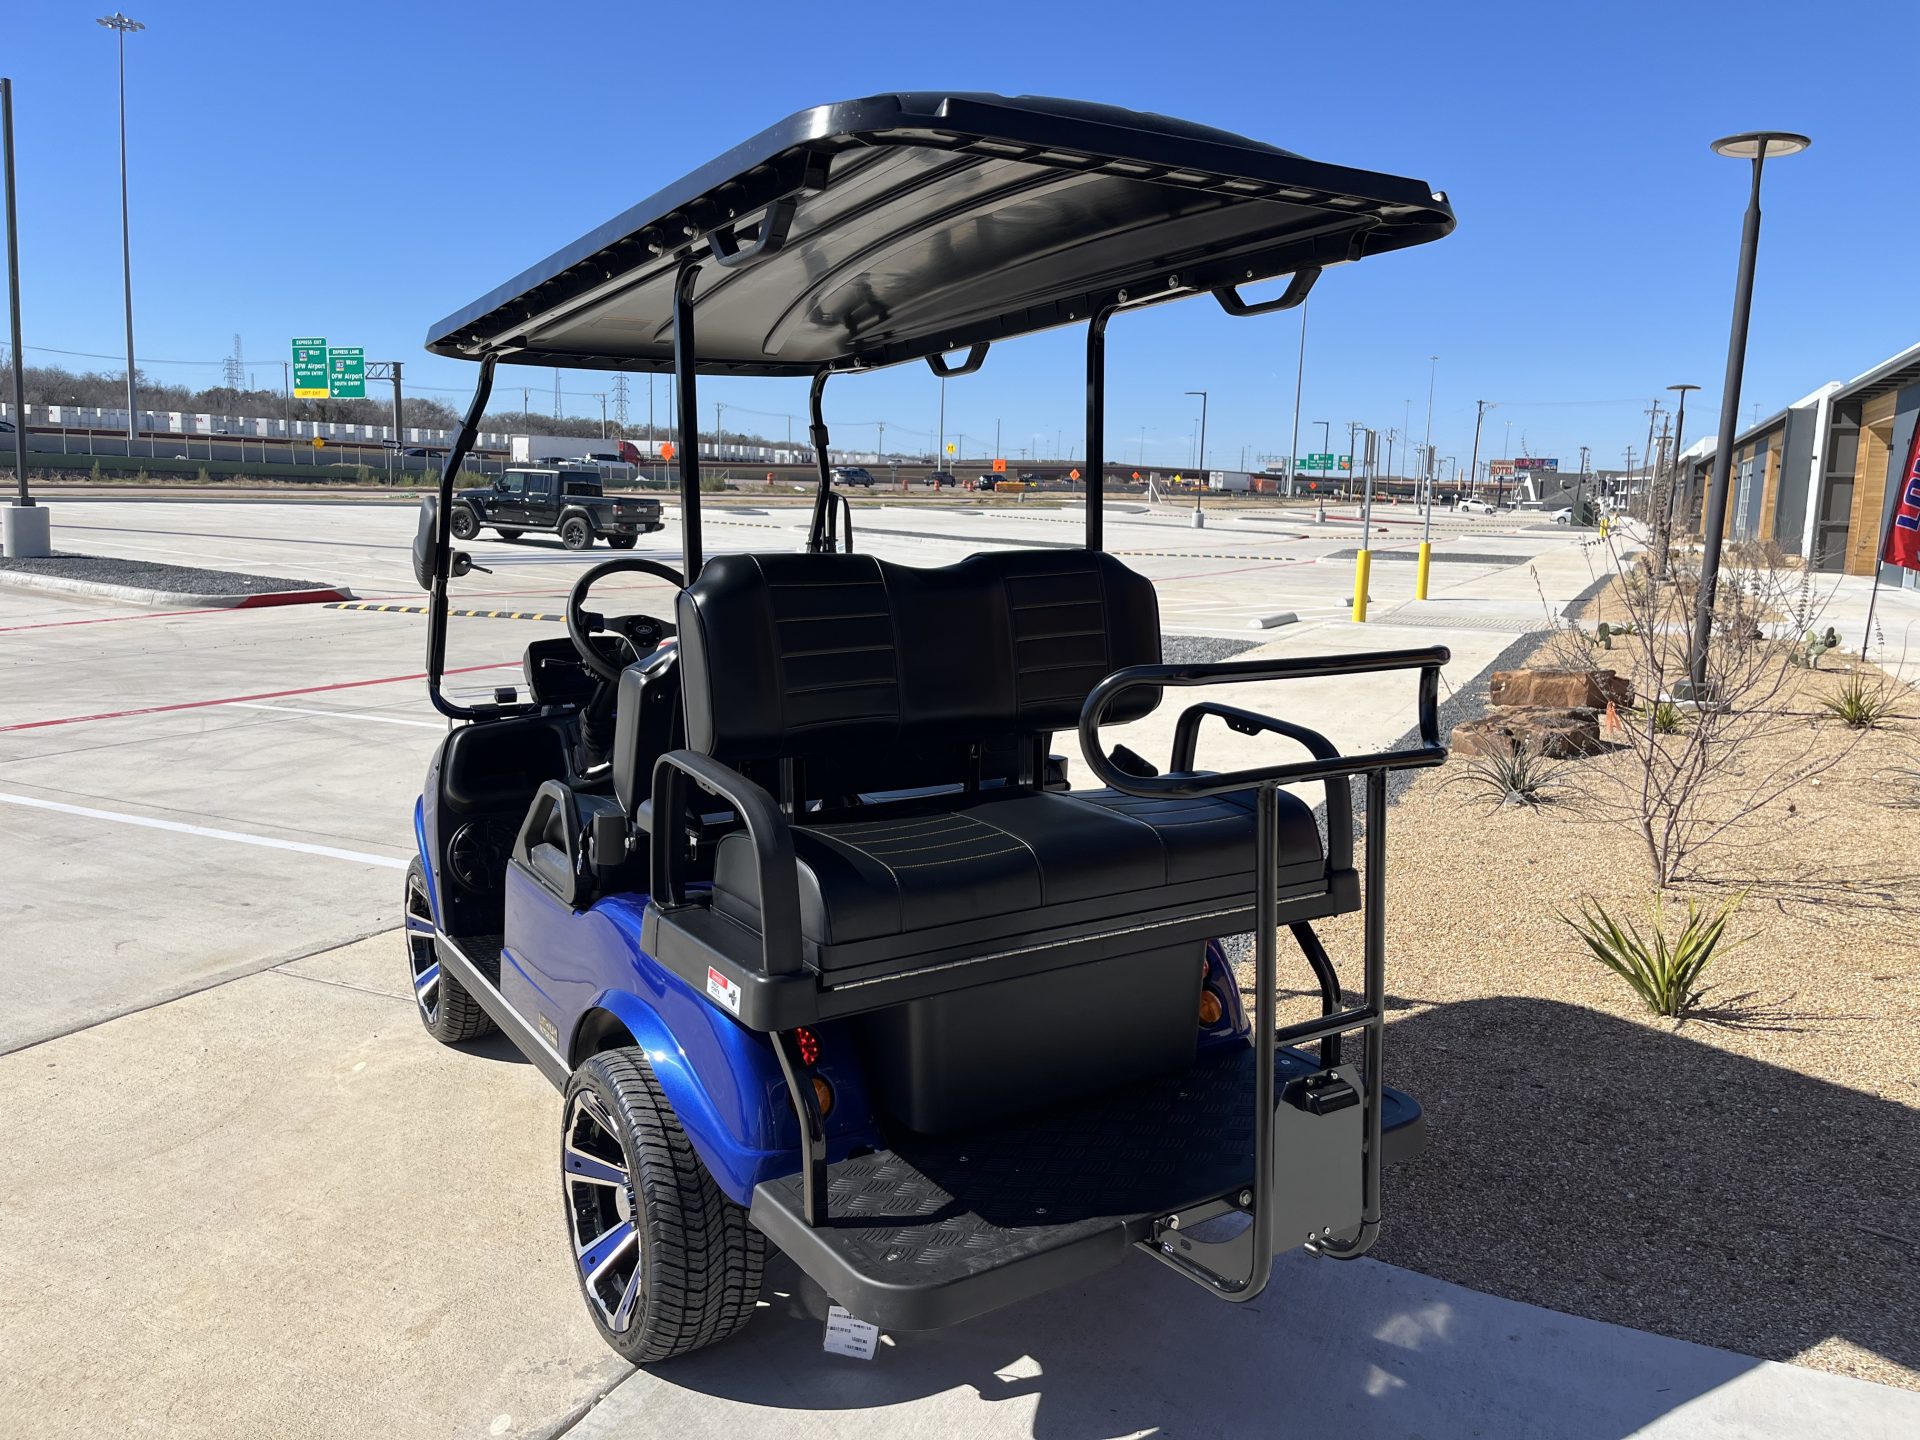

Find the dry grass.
[{"left": 1244, "top": 646, "right": 1920, "bottom": 1390}]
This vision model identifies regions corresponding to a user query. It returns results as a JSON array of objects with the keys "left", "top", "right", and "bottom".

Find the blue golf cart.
[{"left": 405, "top": 93, "right": 1456, "bottom": 1363}]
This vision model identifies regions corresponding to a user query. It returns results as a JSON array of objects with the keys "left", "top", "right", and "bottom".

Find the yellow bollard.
[
  {"left": 1352, "top": 548, "right": 1371, "bottom": 622},
  {"left": 1415, "top": 540, "right": 1432, "bottom": 601}
]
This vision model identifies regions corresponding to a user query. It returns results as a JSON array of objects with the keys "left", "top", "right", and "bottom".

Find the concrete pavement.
[{"left": 564, "top": 1247, "right": 1920, "bottom": 1440}]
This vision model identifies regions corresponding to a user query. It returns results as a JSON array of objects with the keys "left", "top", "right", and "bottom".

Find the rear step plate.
[{"left": 750, "top": 1044, "right": 1423, "bottom": 1330}]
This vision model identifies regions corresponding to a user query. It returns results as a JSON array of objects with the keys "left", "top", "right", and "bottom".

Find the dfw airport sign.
[{"left": 291, "top": 338, "right": 365, "bottom": 400}]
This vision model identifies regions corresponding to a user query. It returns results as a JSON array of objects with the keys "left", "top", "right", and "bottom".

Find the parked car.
[
  {"left": 831, "top": 465, "right": 876, "bottom": 487},
  {"left": 927, "top": 469, "right": 956, "bottom": 487},
  {"left": 1456, "top": 497, "right": 1496, "bottom": 516},
  {"left": 448, "top": 467, "right": 663, "bottom": 550},
  {"left": 1548, "top": 507, "right": 1574, "bottom": 525}
]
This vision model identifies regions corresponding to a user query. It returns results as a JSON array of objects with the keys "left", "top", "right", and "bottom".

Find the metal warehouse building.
[{"left": 1676, "top": 339, "right": 1920, "bottom": 587}]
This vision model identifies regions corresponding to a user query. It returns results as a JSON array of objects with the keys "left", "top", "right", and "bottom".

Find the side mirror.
[{"left": 411, "top": 496, "right": 438, "bottom": 591}]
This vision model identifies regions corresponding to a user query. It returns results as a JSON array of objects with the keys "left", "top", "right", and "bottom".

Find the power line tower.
[
  {"left": 223, "top": 334, "right": 244, "bottom": 391},
  {"left": 611, "top": 374, "right": 630, "bottom": 433}
]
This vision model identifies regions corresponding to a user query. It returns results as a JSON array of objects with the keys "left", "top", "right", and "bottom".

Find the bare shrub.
[{"left": 1544, "top": 533, "right": 1868, "bottom": 887}]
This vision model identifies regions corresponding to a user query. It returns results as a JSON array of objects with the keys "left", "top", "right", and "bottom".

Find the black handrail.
[
  {"left": 649, "top": 749, "right": 803, "bottom": 977},
  {"left": 1078, "top": 646, "right": 1449, "bottom": 799}
]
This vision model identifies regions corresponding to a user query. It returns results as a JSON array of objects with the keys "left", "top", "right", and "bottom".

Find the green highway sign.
[
  {"left": 327, "top": 346, "right": 366, "bottom": 400},
  {"left": 1296, "top": 453, "right": 1354, "bottom": 473},
  {"left": 291, "top": 337, "right": 329, "bottom": 399}
]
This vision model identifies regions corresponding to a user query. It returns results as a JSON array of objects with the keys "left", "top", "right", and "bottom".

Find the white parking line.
[
  {"left": 224, "top": 701, "right": 444, "bottom": 729},
  {"left": 0, "top": 792, "right": 410, "bottom": 869}
]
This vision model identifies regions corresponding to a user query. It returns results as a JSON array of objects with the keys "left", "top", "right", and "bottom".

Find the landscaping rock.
[
  {"left": 1450, "top": 706, "right": 1603, "bottom": 759},
  {"left": 1488, "top": 667, "right": 1634, "bottom": 711}
]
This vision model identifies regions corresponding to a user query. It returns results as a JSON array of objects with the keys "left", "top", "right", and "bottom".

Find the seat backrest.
[{"left": 676, "top": 550, "right": 1161, "bottom": 768}]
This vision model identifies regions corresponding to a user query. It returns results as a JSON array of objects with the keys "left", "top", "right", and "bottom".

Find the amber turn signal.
[
  {"left": 1198, "top": 990, "right": 1223, "bottom": 1026},
  {"left": 811, "top": 1074, "right": 834, "bottom": 1117}
]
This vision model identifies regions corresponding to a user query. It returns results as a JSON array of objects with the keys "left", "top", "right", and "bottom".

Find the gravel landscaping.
[
  {"left": 0, "top": 553, "right": 334, "bottom": 595},
  {"left": 1247, "top": 625, "right": 1920, "bottom": 1390}
]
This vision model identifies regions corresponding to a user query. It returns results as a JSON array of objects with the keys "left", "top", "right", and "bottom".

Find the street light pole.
[
  {"left": 3, "top": 76, "right": 31, "bottom": 510},
  {"left": 1466, "top": 400, "right": 1487, "bottom": 502},
  {"left": 1690, "top": 131, "right": 1810, "bottom": 697},
  {"left": 97, "top": 12, "right": 144, "bottom": 458},
  {"left": 1185, "top": 389, "right": 1208, "bottom": 525},
  {"left": 1658, "top": 382, "right": 1700, "bottom": 578},
  {"left": 1417, "top": 355, "right": 1438, "bottom": 598}
]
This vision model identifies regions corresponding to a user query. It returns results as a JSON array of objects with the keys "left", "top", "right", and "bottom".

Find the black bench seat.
[
  {"left": 712, "top": 783, "right": 1328, "bottom": 973},
  {"left": 647, "top": 548, "right": 1358, "bottom": 1024}
]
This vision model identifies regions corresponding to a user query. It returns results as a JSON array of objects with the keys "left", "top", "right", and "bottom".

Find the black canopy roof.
[{"left": 424, "top": 93, "right": 1454, "bottom": 377}]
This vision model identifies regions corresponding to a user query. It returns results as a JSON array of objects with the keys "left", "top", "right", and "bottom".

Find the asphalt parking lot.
[{"left": 24, "top": 496, "right": 1906, "bottom": 1439}]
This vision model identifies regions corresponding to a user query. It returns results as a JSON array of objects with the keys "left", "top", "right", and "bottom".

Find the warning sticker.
[
  {"left": 823, "top": 1304, "right": 879, "bottom": 1360},
  {"left": 706, "top": 966, "right": 741, "bottom": 1015}
]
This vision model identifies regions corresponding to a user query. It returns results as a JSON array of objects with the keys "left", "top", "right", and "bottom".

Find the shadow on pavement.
[{"left": 1373, "top": 997, "right": 1919, "bottom": 1381}]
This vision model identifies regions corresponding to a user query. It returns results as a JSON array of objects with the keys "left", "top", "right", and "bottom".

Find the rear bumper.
[{"left": 750, "top": 1043, "right": 1425, "bottom": 1331}]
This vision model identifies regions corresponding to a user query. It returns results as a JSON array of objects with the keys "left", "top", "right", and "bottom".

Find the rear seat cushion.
[{"left": 710, "top": 784, "right": 1325, "bottom": 954}]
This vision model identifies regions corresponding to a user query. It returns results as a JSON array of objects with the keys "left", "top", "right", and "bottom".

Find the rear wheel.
[
  {"left": 561, "top": 517, "right": 593, "bottom": 551},
  {"left": 404, "top": 858, "right": 495, "bottom": 1043},
  {"left": 496, "top": 528, "right": 523, "bottom": 541},
  {"left": 562, "top": 1049, "right": 765, "bottom": 1363},
  {"left": 449, "top": 504, "right": 480, "bottom": 541},
  {"left": 606, "top": 534, "right": 637, "bottom": 550}
]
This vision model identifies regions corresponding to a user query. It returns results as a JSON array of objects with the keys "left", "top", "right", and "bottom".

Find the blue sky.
[{"left": 4, "top": 1, "right": 1916, "bottom": 475}]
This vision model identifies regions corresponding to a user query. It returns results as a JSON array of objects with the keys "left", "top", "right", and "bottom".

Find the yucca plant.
[
  {"left": 1821, "top": 673, "right": 1897, "bottom": 730},
  {"left": 1650, "top": 700, "right": 1685, "bottom": 735},
  {"left": 1563, "top": 894, "right": 1742, "bottom": 1019},
  {"left": 1449, "top": 742, "right": 1562, "bottom": 809}
]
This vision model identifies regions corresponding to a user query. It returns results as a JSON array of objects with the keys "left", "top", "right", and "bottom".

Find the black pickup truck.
[{"left": 448, "top": 467, "right": 664, "bottom": 550}]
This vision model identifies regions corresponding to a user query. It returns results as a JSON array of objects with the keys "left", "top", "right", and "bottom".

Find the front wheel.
[
  {"left": 404, "top": 859, "right": 495, "bottom": 1043},
  {"left": 560, "top": 517, "right": 594, "bottom": 551},
  {"left": 605, "top": 534, "right": 637, "bottom": 550},
  {"left": 562, "top": 1049, "right": 765, "bottom": 1363},
  {"left": 449, "top": 504, "right": 480, "bottom": 541}
]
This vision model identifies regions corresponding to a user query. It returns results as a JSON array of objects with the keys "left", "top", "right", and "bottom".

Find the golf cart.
[{"left": 406, "top": 92, "right": 1456, "bottom": 1364}]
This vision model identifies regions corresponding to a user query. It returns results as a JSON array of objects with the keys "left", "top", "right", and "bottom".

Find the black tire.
[
  {"left": 606, "top": 534, "right": 637, "bottom": 550},
  {"left": 560, "top": 516, "right": 594, "bottom": 551},
  {"left": 449, "top": 504, "right": 480, "bottom": 541},
  {"left": 562, "top": 1049, "right": 765, "bottom": 1364},
  {"left": 496, "top": 528, "right": 523, "bottom": 541},
  {"left": 404, "top": 859, "right": 495, "bottom": 1043}
]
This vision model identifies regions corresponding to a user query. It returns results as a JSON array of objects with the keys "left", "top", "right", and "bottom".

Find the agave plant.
[
  {"left": 1563, "top": 894, "right": 1742, "bottom": 1019},
  {"left": 1821, "top": 672, "right": 1898, "bottom": 730},
  {"left": 1448, "top": 742, "right": 1563, "bottom": 809}
]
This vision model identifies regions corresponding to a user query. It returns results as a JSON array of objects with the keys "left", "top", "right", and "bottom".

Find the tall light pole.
[
  {"left": 1691, "top": 131, "right": 1809, "bottom": 697},
  {"left": 1286, "top": 297, "right": 1308, "bottom": 497},
  {"left": 97, "top": 12, "right": 144, "bottom": 457},
  {"left": 1185, "top": 389, "right": 1208, "bottom": 524},
  {"left": 1422, "top": 355, "right": 1438, "bottom": 497},
  {"left": 1658, "top": 382, "right": 1700, "bottom": 578}
]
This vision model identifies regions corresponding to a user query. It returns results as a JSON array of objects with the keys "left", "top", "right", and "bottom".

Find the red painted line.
[
  {"left": 0, "top": 607, "right": 230, "bottom": 633},
  {"left": 0, "top": 661, "right": 517, "bottom": 733}
]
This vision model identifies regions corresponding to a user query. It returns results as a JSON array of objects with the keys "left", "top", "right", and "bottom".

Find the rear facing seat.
[{"left": 665, "top": 549, "right": 1342, "bottom": 983}]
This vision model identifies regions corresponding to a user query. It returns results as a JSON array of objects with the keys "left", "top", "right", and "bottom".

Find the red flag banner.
[{"left": 1885, "top": 421, "right": 1920, "bottom": 571}]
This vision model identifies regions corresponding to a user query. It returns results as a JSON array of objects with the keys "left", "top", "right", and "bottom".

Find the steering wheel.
[{"left": 566, "top": 556, "right": 686, "bottom": 684}]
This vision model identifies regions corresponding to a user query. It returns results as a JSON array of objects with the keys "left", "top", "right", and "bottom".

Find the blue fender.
[
  {"left": 571, "top": 980, "right": 795, "bottom": 1202},
  {"left": 412, "top": 797, "right": 442, "bottom": 925}
]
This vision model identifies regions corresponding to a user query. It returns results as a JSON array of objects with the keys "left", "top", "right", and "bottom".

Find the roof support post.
[
  {"left": 427, "top": 352, "right": 498, "bottom": 719},
  {"left": 1085, "top": 305, "right": 1118, "bottom": 550},
  {"left": 672, "top": 261, "right": 703, "bottom": 576},
  {"left": 805, "top": 370, "right": 834, "bottom": 553}
]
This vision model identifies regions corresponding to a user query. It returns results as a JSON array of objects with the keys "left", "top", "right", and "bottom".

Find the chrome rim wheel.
[
  {"left": 404, "top": 869, "right": 441, "bottom": 1027},
  {"left": 564, "top": 1089, "right": 643, "bottom": 1333}
]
